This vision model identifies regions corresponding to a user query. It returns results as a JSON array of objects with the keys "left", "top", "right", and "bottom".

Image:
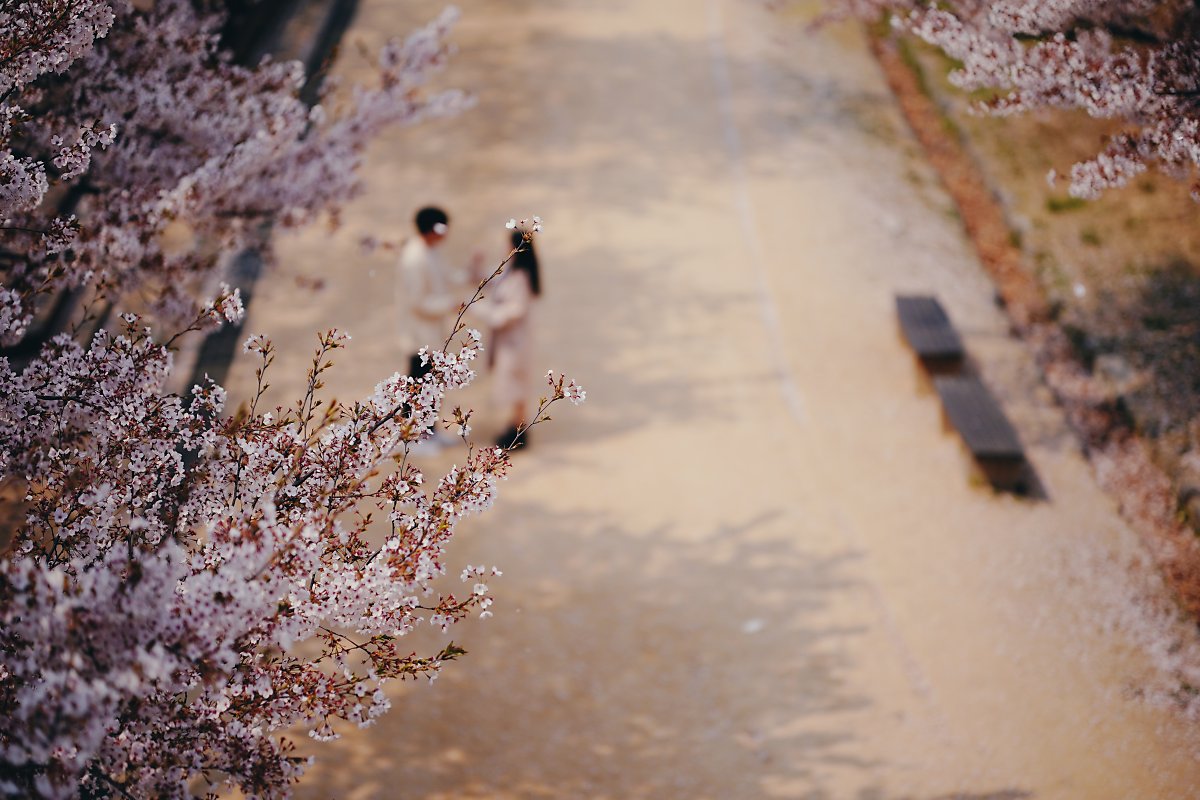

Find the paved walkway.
[{"left": 228, "top": 1, "right": 1200, "bottom": 797}]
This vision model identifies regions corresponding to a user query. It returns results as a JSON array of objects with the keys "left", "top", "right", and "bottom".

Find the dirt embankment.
[{"left": 868, "top": 34, "right": 1200, "bottom": 616}]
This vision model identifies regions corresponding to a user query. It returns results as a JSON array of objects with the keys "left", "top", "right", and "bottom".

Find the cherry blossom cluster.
[
  {"left": 0, "top": 1, "right": 116, "bottom": 98},
  {"left": 1, "top": 244, "right": 582, "bottom": 798},
  {"left": 2, "top": 0, "right": 468, "bottom": 331},
  {"left": 0, "top": 4, "right": 584, "bottom": 798},
  {"left": 822, "top": 0, "right": 1200, "bottom": 199},
  {"left": 505, "top": 215, "right": 543, "bottom": 235}
]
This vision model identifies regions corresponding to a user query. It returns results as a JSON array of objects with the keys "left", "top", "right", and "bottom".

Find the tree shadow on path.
[{"left": 296, "top": 502, "right": 1034, "bottom": 800}]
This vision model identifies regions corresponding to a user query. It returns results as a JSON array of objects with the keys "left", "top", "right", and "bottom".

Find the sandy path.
[{"left": 225, "top": 1, "right": 1200, "bottom": 797}]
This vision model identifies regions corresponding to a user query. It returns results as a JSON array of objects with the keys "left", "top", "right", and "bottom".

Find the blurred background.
[{"left": 216, "top": 1, "right": 1200, "bottom": 797}]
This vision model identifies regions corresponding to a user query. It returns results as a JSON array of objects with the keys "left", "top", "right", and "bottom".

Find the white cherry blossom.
[
  {"left": 823, "top": 0, "right": 1200, "bottom": 199},
  {"left": 0, "top": 4, "right": 582, "bottom": 799}
]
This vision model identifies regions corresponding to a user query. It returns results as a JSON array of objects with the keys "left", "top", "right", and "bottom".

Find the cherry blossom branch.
[{"left": 820, "top": 0, "right": 1200, "bottom": 199}]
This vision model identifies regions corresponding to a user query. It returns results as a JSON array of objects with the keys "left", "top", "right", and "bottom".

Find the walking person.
[
  {"left": 396, "top": 205, "right": 478, "bottom": 449},
  {"left": 484, "top": 229, "right": 541, "bottom": 449}
]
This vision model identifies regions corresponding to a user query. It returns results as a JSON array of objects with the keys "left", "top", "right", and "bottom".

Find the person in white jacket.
[
  {"left": 484, "top": 229, "right": 541, "bottom": 449},
  {"left": 397, "top": 207, "right": 461, "bottom": 377},
  {"left": 396, "top": 206, "right": 478, "bottom": 449}
]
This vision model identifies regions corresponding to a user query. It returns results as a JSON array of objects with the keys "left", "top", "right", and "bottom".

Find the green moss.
[
  {"left": 895, "top": 36, "right": 931, "bottom": 98},
  {"left": 866, "top": 15, "right": 892, "bottom": 38},
  {"left": 892, "top": 37, "right": 967, "bottom": 142},
  {"left": 1046, "top": 195, "right": 1088, "bottom": 213}
]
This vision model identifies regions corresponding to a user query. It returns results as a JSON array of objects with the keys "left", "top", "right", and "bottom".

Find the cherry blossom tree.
[
  {"left": 2, "top": 0, "right": 472, "bottom": 325},
  {"left": 0, "top": 2, "right": 583, "bottom": 797},
  {"left": 824, "top": 0, "right": 1200, "bottom": 199}
]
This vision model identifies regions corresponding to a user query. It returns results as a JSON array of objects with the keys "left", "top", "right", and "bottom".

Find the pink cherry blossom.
[
  {"left": 822, "top": 0, "right": 1200, "bottom": 199},
  {"left": 0, "top": 4, "right": 582, "bottom": 798}
]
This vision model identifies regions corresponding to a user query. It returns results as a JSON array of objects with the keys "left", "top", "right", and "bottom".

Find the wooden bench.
[
  {"left": 895, "top": 295, "right": 965, "bottom": 373},
  {"left": 933, "top": 374, "right": 1027, "bottom": 491}
]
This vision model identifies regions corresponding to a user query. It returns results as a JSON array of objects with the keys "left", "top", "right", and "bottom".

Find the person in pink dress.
[{"left": 485, "top": 229, "right": 541, "bottom": 449}]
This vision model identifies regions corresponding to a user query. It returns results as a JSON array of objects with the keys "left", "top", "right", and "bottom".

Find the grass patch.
[{"left": 1046, "top": 195, "right": 1088, "bottom": 213}]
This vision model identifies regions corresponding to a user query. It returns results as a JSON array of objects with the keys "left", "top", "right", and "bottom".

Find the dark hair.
[
  {"left": 511, "top": 229, "right": 541, "bottom": 296},
  {"left": 414, "top": 206, "right": 449, "bottom": 235}
]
